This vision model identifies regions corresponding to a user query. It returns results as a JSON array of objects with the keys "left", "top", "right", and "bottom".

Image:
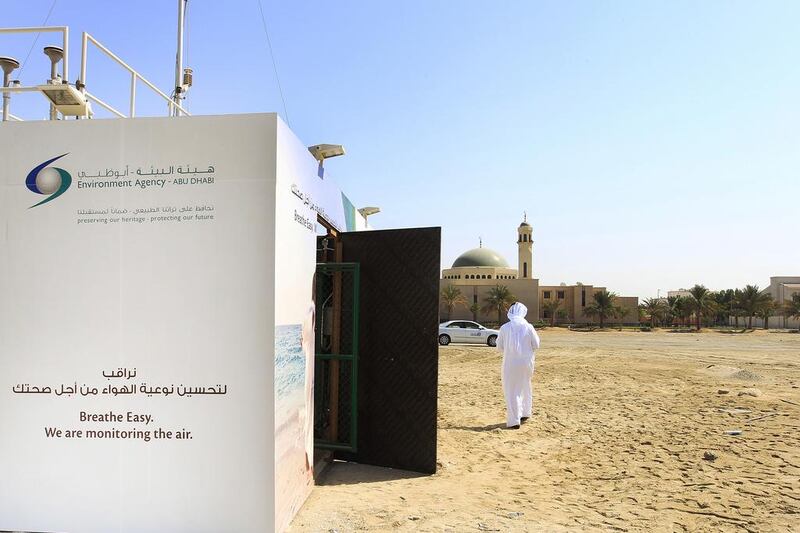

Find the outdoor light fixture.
[
  {"left": 37, "top": 82, "right": 89, "bottom": 116},
  {"left": 358, "top": 207, "right": 380, "bottom": 217},
  {"left": 308, "top": 144, "right": 346, "bottom": 162},
  {"left": 358, "top": 206, "right": 381, "bottom": 226}
]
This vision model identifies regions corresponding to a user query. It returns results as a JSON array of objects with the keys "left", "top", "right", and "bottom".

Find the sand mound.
[
  {"left": 730, "top": 369, "right": 761, "bottom": 381},
  {"left": 703, "top": 365, "right": 761, "bottom": 381}
]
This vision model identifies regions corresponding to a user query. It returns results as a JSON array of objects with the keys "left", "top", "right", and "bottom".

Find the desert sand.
[{"left": 289, "top": 328, "right": 800, "bottom": 532}]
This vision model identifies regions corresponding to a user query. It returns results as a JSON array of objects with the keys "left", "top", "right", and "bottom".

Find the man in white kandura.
[{"left": 496, "top": 302, "right": 540, "bottom": 429}]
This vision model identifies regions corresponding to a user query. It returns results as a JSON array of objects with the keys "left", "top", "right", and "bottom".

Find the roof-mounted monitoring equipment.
[
  {"left": 43, "top": 46, "right": 65, "bottom": 119},
  {"left": 1, "top": 56, "right": 20, "bottom": 122},
  {"left": 0, "top": 56, "right": 20, "bottom": 78},
  {"left": 37, "top": 82, "right": 90, "bottom": 116},
  {"left": 43, "top": 46, "right": 64, "bottom": 79},
  {"left": 308, "top": 144, "right": 345, "bottom": 162}
]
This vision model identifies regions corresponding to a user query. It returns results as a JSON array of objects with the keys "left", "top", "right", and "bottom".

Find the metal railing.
[
  {"left": 0, "top": 26, "right": 68, "bottom": 80},
  {"left": 80, "top": 31, "right": 190, "bottom": 118},
  {"left": 0, "top": 25, "right": 189, "bottom": 120}
]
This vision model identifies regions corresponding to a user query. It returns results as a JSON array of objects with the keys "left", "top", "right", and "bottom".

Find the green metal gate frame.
[{"left": 315, "top": 262, "right": 359, "bottom": 452}]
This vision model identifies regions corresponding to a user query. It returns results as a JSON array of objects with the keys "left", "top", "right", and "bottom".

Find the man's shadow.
[{"left": 444, "top": 423, "right": 506, "bottom": 432}]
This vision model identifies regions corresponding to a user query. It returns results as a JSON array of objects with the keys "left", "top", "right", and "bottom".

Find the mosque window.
[
  {"left": 543, "top": 291, "right": 551, "bottom": 299},
  {"left": 487, "top": 275, "right": 492, "bottom": 279},
  {"left": 523, "top": 262, "right": 528, "bottom": 278},
  {"left": 557, "top": 290, "right": 565, "bottom": 299}
]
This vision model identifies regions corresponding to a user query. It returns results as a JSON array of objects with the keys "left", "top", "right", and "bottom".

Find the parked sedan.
[{"left": 438, "top": 320, "right": 500, "bottom": 347}]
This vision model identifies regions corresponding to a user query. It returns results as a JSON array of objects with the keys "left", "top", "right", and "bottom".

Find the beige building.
[
  {"left": 730, "top": 276, "right": 800, "bottom": 329},
  {"left": 667, "top": 289, "right": 692, "bottom": 299},
  {"left": 440, "top": 218, "right": 639, "bottom": 325}
]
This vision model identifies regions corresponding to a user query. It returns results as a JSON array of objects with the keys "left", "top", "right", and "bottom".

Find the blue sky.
[{"left": 3, "top": 1, "right": 798, "bottom": 297}]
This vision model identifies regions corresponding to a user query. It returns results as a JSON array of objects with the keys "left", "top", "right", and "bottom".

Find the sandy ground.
[{"left": 289, "top": 329, "right": 800, "bottom": 532}]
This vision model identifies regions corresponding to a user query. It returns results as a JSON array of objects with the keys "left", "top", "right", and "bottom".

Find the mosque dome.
[{"left": 452, "top": 248, "right": 509, "bottom": 268}]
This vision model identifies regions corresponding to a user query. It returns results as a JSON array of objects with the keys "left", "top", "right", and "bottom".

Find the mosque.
[{"left": 440, "top": 217, "right": 639, "bottom": 325}]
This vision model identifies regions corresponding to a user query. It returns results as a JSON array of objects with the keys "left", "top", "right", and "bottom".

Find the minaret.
[{"left": 517, "top": 212, "right": 533, "bottom": 280}]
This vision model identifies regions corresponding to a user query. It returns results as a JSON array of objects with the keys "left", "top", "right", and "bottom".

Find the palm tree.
[
  {"left": 542, "top": 299, "right": 562, "bottom": 326},
  {"left": 440, "top": 285, "right": 466, "bottom": 321},
  {"left": 731, "top": 288, "right": 745, "bottom": 328},
  {"left": 614, "top": 305, "right": 630, "bottom": 330},
  {"left": 688, "top": 284, "right": 714, "bottom": 331},
  {"left": 713, "top": 289, "right": 735, "bottom": 326},
  {"left": 738, "top": 285, "right": 772, "bottom": 329},
  {"left": 582, "top": 305, "right": 598, "bottom": 326},
  {"left": 482, "top": 285, "right": 515, "bottom": 325},
  {"left": 672, "top": 296, "right": 693, "bottom": 328},
  {"left": 784, "top": 293, "right": 800, "bottom": 332},
  {"left": 666, "top": 296, "right": 679, "bottom": 326},
  {"left": 755, "top": 299, "right": 776, "bottom": 330},
  {"left": 641, "top": 297, "right": 667, "bottom": 328},
  {"left": 469, "top": 302, "right": 480, "bottom": 322},
  {"left": 582, "top": 290, "right": 617, "bottom": 328}
]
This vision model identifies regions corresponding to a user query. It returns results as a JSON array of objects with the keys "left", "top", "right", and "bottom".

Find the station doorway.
[{"left": 314, "top": 222, "right": 441, "bottom": 474}]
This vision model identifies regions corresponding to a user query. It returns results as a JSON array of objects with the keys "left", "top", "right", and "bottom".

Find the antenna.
[
  {"left": 173, "top": 0, "right": 191, "bottom": 116},
  {"left": 43, "top": 46, "right": 63, "bottom": 120},
  {"left": 0, "top": 56, "right": 20, "bottom": 122}
]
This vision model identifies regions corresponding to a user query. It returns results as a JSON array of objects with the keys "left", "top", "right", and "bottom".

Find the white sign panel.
[{"left": 0, "top": 114, "right": 281, "bottom": 532}]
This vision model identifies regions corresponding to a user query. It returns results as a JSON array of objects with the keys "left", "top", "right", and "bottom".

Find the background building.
[
  {"left": 730, "top": 276, "right": 800, "bottom": 329},
  {"left": 440, "top": 218, "right": 639, "bottom": 325}
]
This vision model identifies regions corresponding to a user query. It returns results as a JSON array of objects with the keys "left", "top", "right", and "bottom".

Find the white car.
[{"left": 438, "top": 320, "right": 500, "bottom": 347}]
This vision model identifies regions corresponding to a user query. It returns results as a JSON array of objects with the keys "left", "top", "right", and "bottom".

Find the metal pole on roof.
[{"left": 173, "top": 0, "right": 185, "bottom": 116}]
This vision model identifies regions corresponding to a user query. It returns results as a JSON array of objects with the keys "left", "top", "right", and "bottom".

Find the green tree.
[
  {"left": 672, "top": 296, "right": 693, "bottom": 328},
  {"left": 440, "top": 284, "right": 466, "bottom": 321},
  {"left": 688, "top": 284, "right": 715, "bottom": 331},
  {"left": 713, "top": 289, "right": 735, "bottom": 326},
  {"left": 731, "top": 288, "right": 745, "bottom": 328},
  {"left": 755, "top": 298, "right": 776, "bottom": 330},
  {"left": 482, "top": 285, "right": 516, "bottom": 325},
  {"left": 582, "top": 290, "right": 617, "bottom": 328},
  {"left": 666, "top": 295, "right": 679, "bottom": 326},
  {"left": 469, "top": 302, "right": 480, "bottom": 322},
  {"left": 613, "top": 305, "right": 630, "bottom": 330},
  {"left": 641, "top": 297, "right": 668, "bottom": 328},
  {"left": 783, "top": 293, "right": 800, "bottom": 331},
  {"left": 738, "top": 285, "right": 772, "bottom": 329},
  {"left": 542, "top": 299, "right": 562, "bottom": 327}
]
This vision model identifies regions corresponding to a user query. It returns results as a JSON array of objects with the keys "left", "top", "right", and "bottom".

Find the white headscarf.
[
  {"left": 507, "top": 302, "right": 528, "bottom": 321},
  {"left": 500, "top": 302, "right": 535, "bottom": 359}
]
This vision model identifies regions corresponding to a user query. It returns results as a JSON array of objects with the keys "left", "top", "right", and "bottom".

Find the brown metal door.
[{"left": 335, "top": 227, "right": 441, "bottom": 475}]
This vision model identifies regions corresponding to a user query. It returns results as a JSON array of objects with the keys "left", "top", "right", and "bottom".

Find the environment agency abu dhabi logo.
[{"left": 25, "top": 153, "right": 72, "bottom": 208}]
